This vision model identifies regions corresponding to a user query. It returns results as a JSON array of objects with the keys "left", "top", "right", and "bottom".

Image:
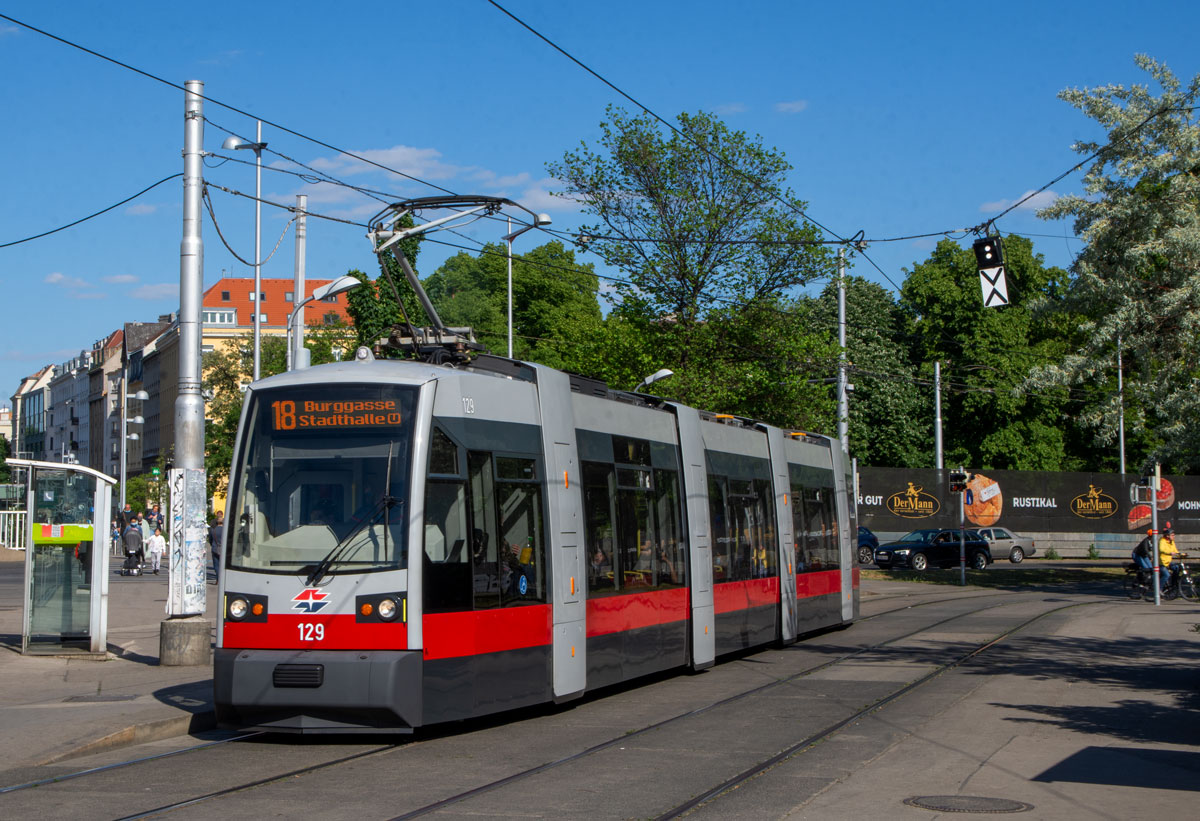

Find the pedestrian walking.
[
  {"left": 147, "top": 526, "right": 166, "bottom": 575},
  {"left": 209, "top": 511, "right": 225, "bottom": 581}
]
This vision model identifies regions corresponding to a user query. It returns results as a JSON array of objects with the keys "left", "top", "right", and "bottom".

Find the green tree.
[
  {"left": 899, "top": 237, "right": 1082, "bottom": 470},
  {"left": 1032, "top": 56, "right": 1200, "bottom": 471},
  {"left": 424, "top": 240, "right": 602, "bottom": 368},
  {"left": 0, "top": 435, "right": 10, "bottom": 484},
  {"left": 813, "top": 276, "right": 930, "bottom": 467},
  {"left": 548, "top": 106, "right": 835, "bottom": 427},
  {"left": 345, "top": 213, "right": 427, "bottom": 351}
]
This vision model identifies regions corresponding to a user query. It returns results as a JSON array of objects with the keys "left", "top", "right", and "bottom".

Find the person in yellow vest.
[{"left": 1158, "top": 528, "right": 1179, "bottom": 590}]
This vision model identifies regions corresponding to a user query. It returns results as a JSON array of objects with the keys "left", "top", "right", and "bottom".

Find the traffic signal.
[
  {"left": 973, "top": 236, "right": 1004, "bottom": 269},
  {"left": 949, "top": 471, "right": 969, "bottom": 493}
]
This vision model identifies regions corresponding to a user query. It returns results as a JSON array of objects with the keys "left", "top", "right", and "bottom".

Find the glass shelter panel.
[{"left": 26, "top": 467, "right": 99, "bottom": 651}]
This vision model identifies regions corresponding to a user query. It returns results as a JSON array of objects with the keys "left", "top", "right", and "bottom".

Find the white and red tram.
[{"left": 214, "top": 350, "right": 858, "bottom": 732}]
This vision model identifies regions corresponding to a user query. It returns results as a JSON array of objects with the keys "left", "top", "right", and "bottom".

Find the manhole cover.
[
  {"left": 904, "top": 795, "right": 1034, "bottom": 814},
  {"left": 63, "top": 694, "right": 138, "bottom": 703}
]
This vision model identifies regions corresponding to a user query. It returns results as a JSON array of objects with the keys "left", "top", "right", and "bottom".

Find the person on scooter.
[{"left": 1159, "top": 527, "right": 1180, "bottom": 590}]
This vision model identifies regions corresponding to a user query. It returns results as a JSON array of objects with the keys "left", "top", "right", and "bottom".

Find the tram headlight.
[
  {"left": 378, "top": 597, "right": 399, "bottom": 621},
  {"left": 228, "top": 597, "right": 249, "bottom": 620}
]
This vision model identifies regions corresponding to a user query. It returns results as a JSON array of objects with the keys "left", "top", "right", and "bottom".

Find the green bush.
[
  {"left": 1087, "top": 543, "right": 1101, "bottom": 560},
  {"left": 1045, "top": 546, "right": 1061, "bottom": 560}
]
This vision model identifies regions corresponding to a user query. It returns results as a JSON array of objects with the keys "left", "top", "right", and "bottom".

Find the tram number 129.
[{"left": 298, "top": 623, "right": 325, "bottom": 642}]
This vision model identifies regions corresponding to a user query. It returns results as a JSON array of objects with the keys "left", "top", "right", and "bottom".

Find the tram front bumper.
[{"left": 214, "top": 648, "right": 422, "bottom": 733}]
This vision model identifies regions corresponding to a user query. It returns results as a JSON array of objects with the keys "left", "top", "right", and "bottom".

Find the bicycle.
[
  {"left": 1165, "top": 554, "right": 1199, "bottom": 602},
  {"left": 1123, "top": 554, "right": 1199, "bottom": 602}
]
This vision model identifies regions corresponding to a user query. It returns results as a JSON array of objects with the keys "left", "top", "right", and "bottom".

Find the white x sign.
[{"left": 979, "top": 265, "right": 1009, "bottom": 308}]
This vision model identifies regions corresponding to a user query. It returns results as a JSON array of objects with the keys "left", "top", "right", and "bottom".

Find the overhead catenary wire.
[{"left": 0, "top": 173, "right": 181, "bottom": 249}]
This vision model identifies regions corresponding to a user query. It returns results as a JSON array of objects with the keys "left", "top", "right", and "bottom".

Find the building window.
[
  {"left": 201, "top": 344, "right": 214, "bottom": 354},
  {"left": 221, "top": 290, "right": 230, "bottom": 301},
  {"left": 202, "top": 310, "right": 236, "bottom": 325},
  {"left": 285, "top": 291, "right": 294, "bottom": 302},
  {"left": 259, "top": 313, "right": 268, "bottom": 324},
  {"left": 321, "top": 295, "right": 338, "bottom": 303},
  {"left": 249, "top": 291, "right": 265, "bottom": 302},
  {"left": 323, "top": 312, "right": 340, "bottom": 326}
]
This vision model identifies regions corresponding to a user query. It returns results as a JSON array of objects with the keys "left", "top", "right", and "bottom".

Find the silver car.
[{"left": 976, "top": 526, "right": 1036, "bottom": 563}]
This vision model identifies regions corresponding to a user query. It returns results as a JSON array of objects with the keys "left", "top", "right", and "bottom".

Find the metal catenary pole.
[
  {"left": 1152, "top": 463, "right": 1161, "bottom": 606},
  {"left": 170, "top": 79, "right": 208, "bottom": 619},
  {"left": 934, "top": 360, "right": 943, "bottom": 470},
  {"left": 251, "top": 120, "right": 263, "bottom": 382},
  {"left": 837, "top": 247, "right": 848, "bottom": 454},
  {"left": 290, "top": 194, "right": 307, "bottom": 371},
  {"left": 959, "top": 466, "right": 966, "bottom": 587}
]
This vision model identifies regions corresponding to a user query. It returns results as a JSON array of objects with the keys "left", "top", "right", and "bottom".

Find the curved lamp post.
[
  {"left": 222, "top": 123, "right": 267, "bottom": 381},
  {"left": 503, "top": 213, "right": 552, "bottom": 359},
  {"left": 119, "top": 373, "right": 150, "bottom": 510},
  {"left": 286, "top": 275, "right": 363, "bottom": 370}
]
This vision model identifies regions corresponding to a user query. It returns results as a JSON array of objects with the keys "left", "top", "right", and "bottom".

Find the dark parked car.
[
  {"left": 874, "top": 528, "right": 993, "bottom": 572},
  {"left": 858, "top": 526, "right": 879, "bottom": 564}
]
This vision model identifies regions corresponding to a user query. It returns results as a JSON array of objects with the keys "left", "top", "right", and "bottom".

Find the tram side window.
[
  {"left": 822, "top": 484, "right": 840, "bottom": 570},
  {"left": 495, "top": 457, "right": 545, "bottom": 605},
  {"left": 582, "top": 458, "right": 683, "bottom": 595},
  {"left": 423, "top": 428, "right": 471, "bottom": 614},
  {"left": 792, "top": 485, "right": 837, "bottom": 572},
  {"left": 583, "top": 461, "right": 616, "bottom": 594},
  {"left": 654, "top": 469, "right": 684, "bottom": 585},
  {"left": 709, "top": 473, "right": 775, "bottom": 582},
  {"left": 708, "top": 476, "right": 730, "bottom": 582}
]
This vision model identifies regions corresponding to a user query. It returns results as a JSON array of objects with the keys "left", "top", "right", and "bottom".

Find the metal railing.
[{"left": 0, "top": 510, "right": 27, "bottom": 551}]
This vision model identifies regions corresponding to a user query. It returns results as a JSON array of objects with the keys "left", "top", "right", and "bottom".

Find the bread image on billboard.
[
  {"left": 965, "top": 473, "right": 1002, "bottom": 526},
  {"left": 1127, "top": 503, "right": 1152, "bottom": 531}
]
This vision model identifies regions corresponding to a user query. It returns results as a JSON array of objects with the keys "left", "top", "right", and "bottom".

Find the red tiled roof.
[{"left": 202, "top": 277, "right": 353, "bottom": 328}]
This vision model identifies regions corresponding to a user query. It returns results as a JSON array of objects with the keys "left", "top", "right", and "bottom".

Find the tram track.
[
  {"left": 0, "top": 590, "right": 1095, "bottom": 819},
  {"left": 382, "top": 591, "right": 1076, "bottom": 821}
]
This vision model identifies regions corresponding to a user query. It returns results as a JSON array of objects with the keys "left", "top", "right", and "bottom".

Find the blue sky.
[{"left": 2, "top": 1, "right": 1198, "bottom": 408}]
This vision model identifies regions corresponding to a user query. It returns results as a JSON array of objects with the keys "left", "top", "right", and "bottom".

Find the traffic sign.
[
  {"left": 151, "top": 467, "right": 160, "bottom": 476},
  {"left": 980, "top": 265, "right": 1009, "bottom": 308}
]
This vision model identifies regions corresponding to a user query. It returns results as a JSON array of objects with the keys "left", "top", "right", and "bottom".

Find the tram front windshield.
[{"left": 228, "top": 384, "right": 418, "bottom": 576}]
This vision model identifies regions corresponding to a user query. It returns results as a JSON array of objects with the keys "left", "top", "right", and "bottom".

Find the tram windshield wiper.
[
  {"left": 303, "top": 441, "right": 402, "bottom": 587},
  {"left": 303, "top": 494, "right": 401, "bottom": 586}
]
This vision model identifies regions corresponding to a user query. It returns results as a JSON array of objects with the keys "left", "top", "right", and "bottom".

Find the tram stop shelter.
[{"left": 7, "top": 459, "right": 116, "bottom": 657}]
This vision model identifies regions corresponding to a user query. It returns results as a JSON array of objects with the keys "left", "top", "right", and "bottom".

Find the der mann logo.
[
  {"left": 1070, "top": 484, "right": 1117, "bottom": 519},
  {"left": 886, "top": 482, "right": 941, "bottom": 519}
]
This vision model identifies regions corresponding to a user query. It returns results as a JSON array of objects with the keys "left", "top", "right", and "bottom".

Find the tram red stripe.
[
  {"left": 713, "top": 577, "right": 779, "bottom": 614},
  {"left": 222, "top": 614, "right": 407, "bottom": 650},
  {"left": 585, "top": 588, "right": 690, "bottom": 637},
  {"left": 422, "top": 605, "right": 552, "bottom": 660},
  {"left": 852, "top": 566, "right": 860, "bottom": 588},
  {"left": 795, "top": 569, "right": 842, "bottom": 597}
]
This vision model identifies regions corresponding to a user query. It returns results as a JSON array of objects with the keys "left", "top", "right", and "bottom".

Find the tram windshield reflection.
[{"left": 228, "top": 384, "right": 417, "bottom": 575}]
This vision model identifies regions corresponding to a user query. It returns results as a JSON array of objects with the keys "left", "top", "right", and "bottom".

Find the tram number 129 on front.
[{"left": 298, "top": 623, "right": 325, "bottom": 642}]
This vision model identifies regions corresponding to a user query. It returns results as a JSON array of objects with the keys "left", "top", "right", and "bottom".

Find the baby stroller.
[{"left": 121, "top": 547, "right": 144, "bottom": 576}]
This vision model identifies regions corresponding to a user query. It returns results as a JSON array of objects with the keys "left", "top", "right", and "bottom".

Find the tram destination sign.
[{"left": 270, "top": 398, "right": 403, "bottom": 431}]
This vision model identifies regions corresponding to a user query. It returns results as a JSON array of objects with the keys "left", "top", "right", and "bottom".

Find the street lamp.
[
  {"left": 287, "top": 275, "right": 363, "bottom": 370},
  {"left": 119, "top": 369, "right": 150, "bottom": 511},
  {"left": 222, "top": 122, "right": 267, "bottom": 381},
  {"left": 503, "top": 212, "right": 552, "bottom": 359},
  {"left": 634, "top": 368, "right": 675, "bottom": 393}
]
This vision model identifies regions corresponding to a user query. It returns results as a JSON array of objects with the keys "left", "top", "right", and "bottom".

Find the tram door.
[{"left": 11, "top": 460, "right": 115, "bottom": 656}]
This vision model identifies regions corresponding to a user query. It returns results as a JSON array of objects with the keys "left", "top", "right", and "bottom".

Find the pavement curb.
[{"left": 34, "top": 710, "right": 217, "bottom": 767}]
